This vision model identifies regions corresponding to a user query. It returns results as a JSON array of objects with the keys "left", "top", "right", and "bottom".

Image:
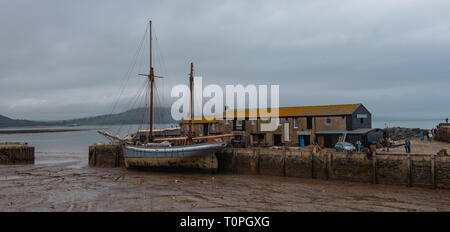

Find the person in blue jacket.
[
  {"left": 405, "top": 140, "right": 411, "bottom": 153},
  {"left": 419, "top": 131, "right": 424, "bottom": 141}
]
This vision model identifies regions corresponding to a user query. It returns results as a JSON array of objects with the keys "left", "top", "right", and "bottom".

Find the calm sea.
[{"left": 0, "top": 124, "right": 177, "bottom": 166}]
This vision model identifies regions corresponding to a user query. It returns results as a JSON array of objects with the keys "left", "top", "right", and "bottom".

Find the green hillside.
[
  {"left": 0, "top": 107, "right": 177, "bottom": 128},
  {"left": 54, "top": 107, "right": 177, "bottom": 126},
  {"left": 0, "top": 115, "right": 48, "bottom": 127}
]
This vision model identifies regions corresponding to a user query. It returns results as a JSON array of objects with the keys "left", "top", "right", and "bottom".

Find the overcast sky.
[{"left": 1, "top": 0, "right": 450, "bottom": 121}]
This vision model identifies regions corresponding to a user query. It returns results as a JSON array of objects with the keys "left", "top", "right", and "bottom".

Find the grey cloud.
[{"left": 1, "top": 0, "right": 449, "bottom": 121}]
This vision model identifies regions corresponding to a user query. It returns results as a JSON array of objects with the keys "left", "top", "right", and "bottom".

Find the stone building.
[{"left": 180, "top": 103, "right": 374, "bottom": 148}]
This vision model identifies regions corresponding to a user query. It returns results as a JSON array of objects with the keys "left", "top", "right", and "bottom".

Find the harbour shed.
[{"left": 180, "top": 103, "right": 373, "bottom": 148}]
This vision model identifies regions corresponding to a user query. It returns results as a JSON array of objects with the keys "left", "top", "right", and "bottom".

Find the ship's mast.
[
  {"left": 188, "top": 62, "right": 194, "bottom": 143},
  {"left": 148, "top": 20, "right": 154, "bottom": 143}
]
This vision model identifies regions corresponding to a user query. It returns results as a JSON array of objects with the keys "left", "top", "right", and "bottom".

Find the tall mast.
[
  {"left": 188, "top": 62, "right": 194, "bottom": 143},
  {"left": 148, "top": 20, "right": 154, "bottom": 143}
]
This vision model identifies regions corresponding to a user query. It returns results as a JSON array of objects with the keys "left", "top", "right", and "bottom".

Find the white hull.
[{"left": 123, "top": 142, "right": 225, "bottom": 170}]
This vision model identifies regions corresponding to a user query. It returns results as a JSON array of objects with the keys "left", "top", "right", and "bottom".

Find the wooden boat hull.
[{"left": 123, "top": 142, "right": 225, "bottom": 171}]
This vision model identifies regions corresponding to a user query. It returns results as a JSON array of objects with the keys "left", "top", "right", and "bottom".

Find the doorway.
[
  {"left": 203, "top": 124, "right": 209, "bottom": 135},
  {"left": 299, "top": 135, "right": 310, "bottom": 146},
  {"left": 274, "top": 134, "right": 282, "bottom": 146}
]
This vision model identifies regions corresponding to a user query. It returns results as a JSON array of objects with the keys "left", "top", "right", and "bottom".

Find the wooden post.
[
  {"left": 255, "top": 148, "right": 260, "bottom": 175},
  {"left": 407, "top": 154, "right": 412, "bottom": 187},
  {"left": 188, "top": 62, "right": 194, "bottom": 144},
  {"left": 283, "top": 148, "right": 287, "bottom": 177},
  {"left": 431, "top": 154, "right": 436, "bottom": 189},
  {"left": 324, "top": 152, "right": 329, "bottom": 180},
  {"left": 372, "top": 152, "right": 377, "bottom": 184},
  {"left": 232, "top": 149, "right": 237, "bottom": 174},
  {"left": 311, "top": 151, "right": 315, "bottom": 179}
]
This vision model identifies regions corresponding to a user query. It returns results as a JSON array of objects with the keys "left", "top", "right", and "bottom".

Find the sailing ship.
[{"left": 98, "top": 21, "right": 233, "bottom": 171}]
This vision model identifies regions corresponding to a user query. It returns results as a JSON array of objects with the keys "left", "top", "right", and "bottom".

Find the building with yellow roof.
[{"left": 180, "top": 103, "right": 374, "bottom": 148}]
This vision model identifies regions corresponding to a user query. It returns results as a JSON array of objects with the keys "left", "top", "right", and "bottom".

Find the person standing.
[
  {"left": 446, "top": 118, "right": 448, "bottom": 123},
  {"left": 428, "top": 131, "right": 433, "bottom": 142},
  {"left": 406, "top": 140, "right": 411, "bottom": 153},
  {"left": 386, "top": 137, "right": 391, "bottom": 152},
  {"left": 356, "top": 140, "right": 362, "bottom": 152},
  {"left": 419, "top": 131, "right": 424, "bottom": 141}
]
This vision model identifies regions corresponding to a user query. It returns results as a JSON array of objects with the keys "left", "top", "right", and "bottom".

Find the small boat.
[{"left": 98, "top": 21, "right": 233, "bottom": 171}]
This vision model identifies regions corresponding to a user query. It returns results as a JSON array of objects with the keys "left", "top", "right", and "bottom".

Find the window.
[
  {"left": 225, "top": 120, "right": 230, "bottom": 125},
  {"left": 211, "top": 123, "right": 216, "bottom": 131},
  {"left": 279, "top": 118, "right": 282, "bottom": 125},
  {"left": 236, "top": 120, "right": 243, "bottom": 127},
  {"left": 251, "top": 120, "right": 256, "bottom": 125},
  {"left": 326, "top": 117, "right": 331, "bottom": 125},
  {"left": 360, "top": 118, "right": 364, "bottom": 124},
  {"left": 293, "top": 117, "right": 298, "bottom": 128},
  {"left": 307, "top": 117, "right": 312, "bottom": 129}
]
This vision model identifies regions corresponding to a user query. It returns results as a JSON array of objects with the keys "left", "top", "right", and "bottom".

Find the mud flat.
[{"left": 1, "top": 159, "right": 450, "bottom": 212}]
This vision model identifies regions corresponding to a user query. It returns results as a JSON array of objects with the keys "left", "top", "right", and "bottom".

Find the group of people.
[
  {"left": 380, "top": 137, "right": 392, "bottom": 152},
  {"left": 419, "top": 127, "right": 439, "bottom": 143}
]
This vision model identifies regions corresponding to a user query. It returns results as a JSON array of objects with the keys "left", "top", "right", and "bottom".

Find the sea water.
[{"left": 0, "top": 124, "right": 177, "bottom": 166}]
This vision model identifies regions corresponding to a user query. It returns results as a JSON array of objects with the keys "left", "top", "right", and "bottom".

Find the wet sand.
[{"left": 1, "top": 157, "right": 450, "bottom": 212}]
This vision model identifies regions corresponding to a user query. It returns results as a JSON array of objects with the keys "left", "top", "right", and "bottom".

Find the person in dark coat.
[{"left": 406, "top": 140, "right": 411, "bottom": 153}]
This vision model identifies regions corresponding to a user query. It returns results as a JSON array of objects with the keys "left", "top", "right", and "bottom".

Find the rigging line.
[
  {"left": 140, "top": 81, "right": 149, "bottom": 133},
  {"left": 137, "top": 82, "right": 149, "bottom": 134},
  {"left": 153, "top": 27, "right": 169, "bottom": 107},
  {"left": 155, "top": 51, "right": 168, "bottom": 108},
  {"left": 153, "top": 80, "right": 163, "bottom": 125},
  {"left": 106, "top": 24, "right": 149, "bottom": 131},
  {"left": 118, "top": 83, "right": 147, "bottom": 136},
  {"left": 155, "top": 81, "right": 165, "bottom": 128},
  {"left": 129, "top": 81, "right": 149, "bottom": 136},
  {"left": 123, "top": 86, "right": 145, "bottom": 135},
  {"left": 112, "top": 79, "right": 148, "bottom": 136},
  {"left": 153, "top": 26, "right": 170, "bottom": 81}
]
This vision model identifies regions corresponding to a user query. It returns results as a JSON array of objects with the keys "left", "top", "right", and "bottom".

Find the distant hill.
[
  {"left": 0, "top": 107, "right": 178, "bottom": 128},
  {"left": 0, "top": 115, "right": 49, "bottom": 128}
]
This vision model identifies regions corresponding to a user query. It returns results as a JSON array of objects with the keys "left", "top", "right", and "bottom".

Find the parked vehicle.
[{"left": 335, "top": 142, "right": 356, "bottom": 151}]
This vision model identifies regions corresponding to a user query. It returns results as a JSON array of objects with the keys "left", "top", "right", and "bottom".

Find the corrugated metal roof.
[
  {"left": 181, "top": 117, "right": 218, "bottom": 124},
  {"left": 315, "top": 130, "right": 348, "bottom": 135},
  {"left": 223, "top": 104, "right": 361, "bottom": 119},
  {"left": 180, "top": 104, "right": 362, "bottom": 123},
  {"left": 316, "top": 128, "right": 380, "bottom": 135}
]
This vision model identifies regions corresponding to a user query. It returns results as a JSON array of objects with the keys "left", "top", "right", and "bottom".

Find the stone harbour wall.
[
  {"left": 89, "top": 143, "right": 124, "bottom": 168},
  {"left": 88, "top": 143, "right": 450, "bottom": 190},
  {"left": 0, "top": 143, "right": 35, "bottom": 165},
  {"left": 436, "top": 124, "right": 450, "bottom": 143},
  {"left": 216, "top": 148, "right": 450, "bottom": 190}
]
